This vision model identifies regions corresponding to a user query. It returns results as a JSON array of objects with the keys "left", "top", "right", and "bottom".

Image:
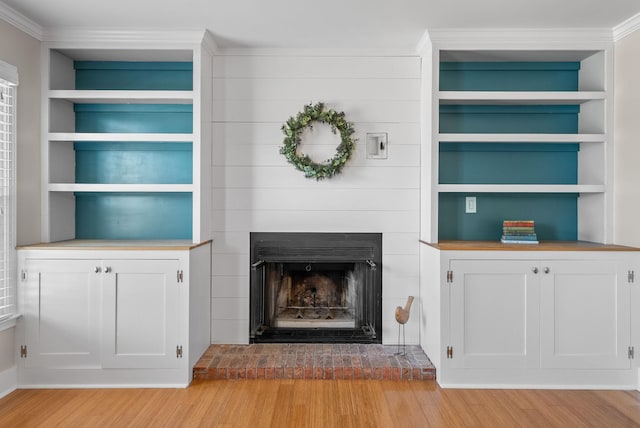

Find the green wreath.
[{"left": 280, "top": 102, "right": 356, "bottom": 180}]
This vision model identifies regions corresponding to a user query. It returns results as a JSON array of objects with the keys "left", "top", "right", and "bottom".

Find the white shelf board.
[
  {"left": 48, "top": 90, "right": 194, "bottom": 104},
  {"left": 437, "top": 184, "right": 605, "bottom": 193},
  {"left": 438, "top": 91, "right": 605, "bottom": 105},
  {"left": 48, "top": 183, "right": 193, "bottom": 192},
  {"left": 439, "top": 133, "right": 605, "bottom": 143},
  {"left": 48, "top": 132, "right": 193, "bottom": 142}
]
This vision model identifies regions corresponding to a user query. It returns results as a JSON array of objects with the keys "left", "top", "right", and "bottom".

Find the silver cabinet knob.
[
  {"left": 104, "top": 266, "right": 112, "bottom": 274},
  {"left": 544, "top": 267, "right": 550, "bottom": 274},
  {"left": 532, "top": 267, "right": 539, "bottom": 274},
  {"left": 94, "top": 266, "right": 101, "bottom": 273}
]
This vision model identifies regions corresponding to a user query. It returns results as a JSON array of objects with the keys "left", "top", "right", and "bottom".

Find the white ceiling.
[{"left": 2, "top": 0, "right": 640, "bottom": 49}]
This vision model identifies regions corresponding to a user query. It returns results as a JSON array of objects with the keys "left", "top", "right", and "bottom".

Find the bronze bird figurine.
[
  {"left": 395, "top": 296, "right": 414, "bottom": 356},
  {"left": 395, "top": 296, "right": 414, "bottom": 324}
]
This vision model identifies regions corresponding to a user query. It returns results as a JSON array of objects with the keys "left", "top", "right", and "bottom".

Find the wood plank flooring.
[{"left": 1, "top": 380, "right": 640, "bottom": 427}]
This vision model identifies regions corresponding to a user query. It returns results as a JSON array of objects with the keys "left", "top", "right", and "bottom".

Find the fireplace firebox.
[{"left": 250, "top": 233, "right": 382, "bottom": 343}]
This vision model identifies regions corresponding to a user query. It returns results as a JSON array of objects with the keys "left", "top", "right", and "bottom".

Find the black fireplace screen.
[{"left": 250, "top": 232, "right": 382, "bottom": 343}]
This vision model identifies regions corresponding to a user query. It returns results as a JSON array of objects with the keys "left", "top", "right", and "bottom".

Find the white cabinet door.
[
  {"left": 101, "top": 259, "right": 182, "bottom": 369},
  {"left": 22, "top": 259, "right": 101, "bottom": 369},
  {"left": 540, "top": 260, "right": 631, "bottom": 369},
  {"left": 449, "top": 260, "right": 539, "bottom": 369}
]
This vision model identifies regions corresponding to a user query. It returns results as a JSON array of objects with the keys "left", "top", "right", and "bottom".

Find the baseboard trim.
[
  {"left": 438, "top": 382, "right": 635, "bottom": 390},
  {"left": 0, "top": 365, "right": 17, "bottom": 399},
  {"left": 17, "top": 383, "right": 188, "bottom": 389}
]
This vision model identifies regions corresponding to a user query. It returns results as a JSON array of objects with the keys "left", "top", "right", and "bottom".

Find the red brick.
[
  {"left": 274, "top": 367, "right": 284, "bottom": 379},
  {"left": 353, "top": 367, "right": 362, "bottom": 379},
  {"left": 216, "top": 368, "right": 227, "bottom": 380},
  {"left": 246, "top": 367, "right": 256, "bottom": 379},
  {"left": 334, "top": 367, "right": 343, "bottom": 380},
  {"left": 192, "top": 343, "right": 436, "bottom": 382},
  {"left": 265, "top": 367, "right": 274, "bottom": 380},
  {"left": 391, "top": 367, "right": 400, "bottom": 380},
  {"left": 343, "top": 367, "right": 353, "bottom": 380},
  {"left": 228, "top": 368, "right": 237, "bottom": 379},
  {"left": 237, "top": 368, "right": 246, "bottom": 379},
  {"left": 324, "top": 367, "right": 333, "bottom": 379}
]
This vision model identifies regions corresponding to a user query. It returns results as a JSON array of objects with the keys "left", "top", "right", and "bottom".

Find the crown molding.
[
  {"left": 0, "top": 1, "right": 43, "bottom": 40},
  {"left": 201, "top": 30, "right": 218, "bottom": 54},
  {"left": 613, "top": 11, "right": 640, "bottom": 41},
  {"left": 415, "top": 29, "right": 432, "bottom": 56},
  {"left": 427, "top": 28, "right": 614, "bottom": 49},
  {"left": 215, "top": 47, "right": 417, "bottom": 57},
  {"left": 42, "top": 28, "right": 212, "bottom": 47}
]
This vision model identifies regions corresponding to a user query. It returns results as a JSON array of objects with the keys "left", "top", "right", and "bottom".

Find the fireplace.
[{"left": 250, "top": 232, "right": 382, "bottom": 343}]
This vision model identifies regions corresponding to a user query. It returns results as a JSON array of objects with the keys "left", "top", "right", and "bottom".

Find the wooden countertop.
[
  {"left": 421, "top": 240, "right": 640, "bottom": 251},
  {"left": 17, "top": 239, "right": 212, "bottom": 251}
]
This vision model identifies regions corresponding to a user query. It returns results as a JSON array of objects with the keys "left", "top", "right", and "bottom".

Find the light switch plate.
[
  {"left": 465, "top": 196, "right": 477, "bottom": 213},
  {"left": 366, "top": 133, "right": 388, "bottom": 159}
]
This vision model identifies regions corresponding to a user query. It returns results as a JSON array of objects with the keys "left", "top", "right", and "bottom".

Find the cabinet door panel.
[
  {"left": 23, "top": 259, "right": 101, "bottom": 368},
  {"left": 540, "top": 261, "right": 630, "bottom": 369},
  {"left": 449, "top": 260, "right": 538, "bottom": 369},
  {"left": 101, "top": 259, "right": 181, "bottom": 369}
]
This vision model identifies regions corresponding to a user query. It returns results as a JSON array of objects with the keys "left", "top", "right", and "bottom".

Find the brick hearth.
[{"left": 193, "top": 344, "right": 435, "bottom": 381}]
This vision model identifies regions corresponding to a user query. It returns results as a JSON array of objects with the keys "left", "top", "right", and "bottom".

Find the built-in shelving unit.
[
  {"left": 42, "top": 32, "right": 214, "bottom": 243},
  {"left": 424, "top": 45, "right": 612, "bottom": 243},
  {"left": 417, "top": 32, "right": 637, "bottom": 391}
]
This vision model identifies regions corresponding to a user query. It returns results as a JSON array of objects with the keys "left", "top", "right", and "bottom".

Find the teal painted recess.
[
  {"left": 439, "top": 143, "right": 578, "bottom": 184},
  {"left": 438, "top": 193, "right": 578, "bottom": 241},
  {"left": 74, "top": 104, "right": 192, "bottom": 133},
  {"left": 74, "top": 142, "right": 193, "bottom": 184},
  {"left": 439, "top": 62, "right": 580, "bottom": 91},
  {"left": 74, "top": 61, "right": 193, "bottom": 90},
  {"left": 71, "top": 61, "right": 194, "bottom": 240},
  {"left": 440, "top": 105, "right": 579, "bottom": 134},
  {"left": 438, "top": 61, "right": 583, "bottom": 241},
  {"left": 75, "top": 192, "right": 193, "bottom": 240}
]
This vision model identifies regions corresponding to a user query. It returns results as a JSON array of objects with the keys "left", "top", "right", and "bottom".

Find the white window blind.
[{"left": 0, "top": 59, "right": 17, "bottom": 322}]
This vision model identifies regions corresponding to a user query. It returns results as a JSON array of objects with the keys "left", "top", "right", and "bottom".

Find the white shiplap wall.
[{"left": 210, "top": 52, "right": 422, "bottom": 344}]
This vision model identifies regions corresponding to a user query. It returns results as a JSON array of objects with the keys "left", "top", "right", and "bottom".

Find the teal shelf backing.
[
  {"left": 75, "top": 192, "right": 192, "bottom": 240},
  {"left": 440, "top": 105, "right": 579, "bottom": 134},
  {"left": 74, "top": 61, "right": 193, "bottom": 90},
  {"left": 74, "top": 104, "right": 193, "bottom": 133},
  {"left": 438, "top": 193, "right": 578, "bottom": 241},
  {"left": 437, "top": 61, "right": 587, "bottom": 241},
  {"left": 69, "top": 62, "right": 195, "bottom": 240},
  {"left": 439, "top": 143, "right": 578, "bottom": 184},
  {"left": 439, "top": 62, "right": 580, "bottom": 91},
  {"left": 74, "top": 142, "right": 193, "bottom": 184}
]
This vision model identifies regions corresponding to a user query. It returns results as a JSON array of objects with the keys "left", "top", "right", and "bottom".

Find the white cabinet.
[
  {"left": 22, "top": 259, "right": 101, "bottom": 369},
  {"left": 22, "top": 258, "right": 182, "bottom": 370},
  {"left": 17, "top": 241, "right": 211, "bottom": 387},
  {"left": 539, "top": 261, "right": 631, "bottom": 369},
  {"left": 101, "top": 259, "right": 182, "bottom": 369},
  {"left": 448, "top": 260, "right": 539, "bottom": 369},
  {"left": 421, "top": 241, "right": 640, "bottom": 388}
]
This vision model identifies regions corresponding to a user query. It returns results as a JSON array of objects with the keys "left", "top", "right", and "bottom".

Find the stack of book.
[{"left": 501, "top": 220, "right": 539, "bottom": 244}]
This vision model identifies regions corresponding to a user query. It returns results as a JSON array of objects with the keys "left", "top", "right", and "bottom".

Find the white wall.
[
  {"left": 0, "top": 18, "right": 41, "bottom": 397},
  {"left": 614, "top": 30, "right": 640, "bottom": 247},
  {"left": 210, "top": 52, "right": 422, "bottom": 344},
  {"left": 0, "top": 20, "right": 41, "bottom": 247}
]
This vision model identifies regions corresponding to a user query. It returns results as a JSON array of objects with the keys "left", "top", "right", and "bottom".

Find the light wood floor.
[{"left": 1, "top": 380, "right": 640, "bottom": 427}]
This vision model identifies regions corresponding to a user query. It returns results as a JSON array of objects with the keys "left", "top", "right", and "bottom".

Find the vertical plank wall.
[{"left": 210, "top": 52, "right": 421, "bottom": 344}]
